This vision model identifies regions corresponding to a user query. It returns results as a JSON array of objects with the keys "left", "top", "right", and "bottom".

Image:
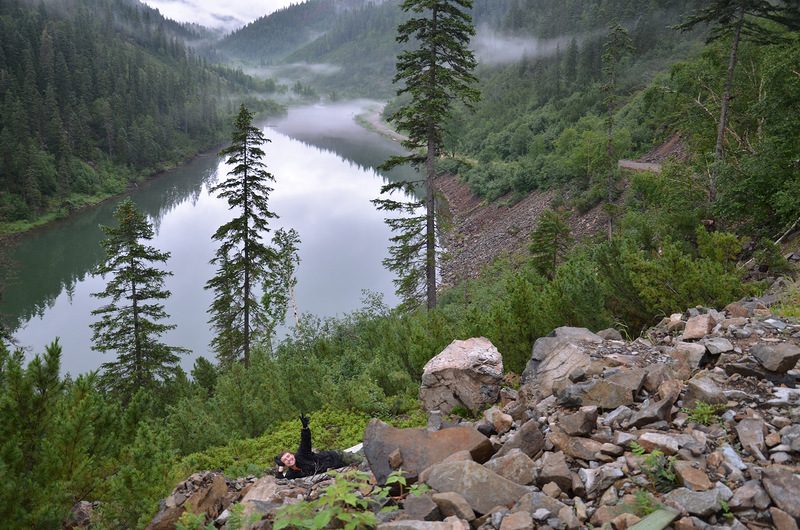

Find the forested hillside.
[
  {"left": 216, "top": 0, "right": 517, "bottom": 98},
  {"left": 0, "top": 0, "right": 282, "bottom": 228},
  {"left": 439, "top": 0, "right": 800, "bottom": 240}
]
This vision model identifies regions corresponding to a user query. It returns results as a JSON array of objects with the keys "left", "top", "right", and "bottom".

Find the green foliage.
[
  {"left": 0, "top": 0, "right": 282, "bottom": 231},
  {"left": 177, "top": 503, "right": 258, "bottom": 530},
  {"left": 450, "top": 404, "right": 475, "bottom": 420},
  {"left": 206, "top": 104, "right": 279, "bottom": 368},
  {"left": 631, "top": 441, "right": 679, "bottom": 493},
  {"left": 682, "top": 401, "right": 726, "bottom": 426},
  {"left": 753, "top": 239, "right": 794, "bottom": 276},
  {"left": 377, "top": 0, "right": 481, "bottom": 311},
  {"left": 593, "top": 233, "right": 747, "bottom": 332},
  {"left": 97, "top": 422, "right": 176, "bottom": 529},
  {"left": 773, "top": 279, "right": 800, "bottom": 318},
  {"left": 383, "top": 469, "right": 431, "bottom": 497},
  {"left": 618, "top": 489, "right": 661, "bottom": 518},
  {"left": 529, "top": 209, "right": 574, "bottom": 281},
  {"left": 273, "top": 469, "right": 425, "bottom": 530},
  {"left": 91, "top": 198, "right": 188, "bottom": 402}
]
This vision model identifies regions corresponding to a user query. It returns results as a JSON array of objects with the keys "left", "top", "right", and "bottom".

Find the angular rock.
[
  {"left": 578, "top": 463, "right": 624, "bottom": 496},
  {"left": 404, "top": 494, "right": 441, "bottom": 521},
  {"left": 636, "top": 432, "right": 695, "bottom": 456},
  {"left": 643, "top": 364, "right": 676, "bottom": 394},
  {"left": 726, "top": 363, "right": 798, "bottom": 387},
  {"left": 377, "top": 519, "right": 469, "bottom": 530},
  {"left": 673, "top": 461, "right": 713, "bottom": 491},
  {"left": 663, "top": 487, "right": 724, "bottom": 518},
  {"left": 484, "top": 406, "right": 513, "bottom": 435},
  {"left": 684, "top": 314, "right": 717, "bottom": 340},
  {"left": 583, "top": 380, "right": 636, "bottom": 410},
  {"left": 537, "top": 451, "right": 573, "bottom": 493},
  {"left": 432, "top": 492, "right": 476, "bottom": 522},
  {"left": 419, "top": 337, "right": 504, "bottom": 414},
  {"left": 548, "top": 432, "right": 609, "bottom": 462},
  {"left": 499, "top": 510, "right": 533, "bottom": 530},
  {"left": 559, "top": 406, "right": 598, "bottom": 436},
  {"left": 493, "top": 418, "right": 544, "bottom": 459},
  {"left": 511, "top": 491, "right": 568, "bottom": 518},
  {"left": 597, "top": 328, "right": 623, "bottom": 341},
  {"left": 669, "top": 342, "right": 707, "bottom": 379},
  {"left": 728, "top": 480, "right": 771, "bottom": 511},
  {"left": 66, "top": 501, "right": 93, "bottom": 529},
  {"left": 520, "top": 327, "right": 602, "bottom": 398},
  {"left": 559, "top": 506, "right": 581, "bottom": 530},
  {"left": 682, "top": 376, "right": 727, "bottom": 410},
  {"left": 146, "top": 473, "right": 228, "bottom": 530},
  {"left": 763, "top": 466, "right": 800, "bottom": 519},
  {"left": 751, "top": 343, "right": 800, "bottom": 373},
  {"left": 735, "top": 417, "right": 767, "bottom": 461},
  {"left": 484, "top": 448, "right": 536, "bottom": 485},
  {"left": 423, "top": 461, "right": 529, "bottom": 515},
  {"left": 770, "top": 507, "right": 800, "bottom": 530},
  {"left": 628, "top": 393, "right": 677, "bottom": 429},
  {"left": 701, "top": 337, "right": 734, "bottom": 355},
  {"left": 363, "top": 419, "right": 494, "bottom": 485}
]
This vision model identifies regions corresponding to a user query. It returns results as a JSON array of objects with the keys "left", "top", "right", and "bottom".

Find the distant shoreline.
[{"left": 356, "top": 104, "right": 408, "bottom": 143}]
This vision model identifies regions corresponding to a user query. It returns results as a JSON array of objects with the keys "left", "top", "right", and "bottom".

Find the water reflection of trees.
[{"left": 1, "top": 155, "right": 220, "bottom": 334}]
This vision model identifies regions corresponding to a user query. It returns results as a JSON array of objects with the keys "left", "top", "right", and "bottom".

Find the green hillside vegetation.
[
  {"left": 218, "top": 0, "right": 517, "bottom": 98},
  {"left": 432, "top": 0, "right": 800, "bottom": 241},
  {"left": 2, "top": 0, "right": 800, "bottom": 527},
  {"left": 216, "top": 0, "right": 342, "bottom": 64},
  {"left": 0, "top": 0, "right": 284, "bottom": 231}
]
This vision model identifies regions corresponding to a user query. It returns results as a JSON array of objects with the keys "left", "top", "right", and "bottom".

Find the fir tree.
[
  {"left": 674, "top": 0, "right": 800, "bottom": 203},
  {"left": 90, "top": 198, "right": 186, "bottom": 400},
  {"left": 530, "top": 209, "right": 574, "bottom": 281},
  {"left": 376, "top": 0, "right": 480, "bottom": 311},
  {"left": 206, "top": 104, "right": 277, "bottom": 367},
  {"left": 602, "top": 19, "right": 633, "bottom": 240}
]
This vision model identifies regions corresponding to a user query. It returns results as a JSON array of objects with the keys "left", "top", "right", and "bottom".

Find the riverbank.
[
  {"left": 0, "top": 147, "right": 222, "bottom": 238},
  {"left": 355, "top": 104, "right": 408, "bottom": 144}
]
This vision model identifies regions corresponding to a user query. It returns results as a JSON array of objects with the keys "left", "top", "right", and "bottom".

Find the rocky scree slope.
[{"left": 123, "top": 298, "right": 800, "bottom": 530}]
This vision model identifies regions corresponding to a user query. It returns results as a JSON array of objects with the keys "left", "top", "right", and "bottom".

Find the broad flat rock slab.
[
  {"left": 364, "top": 419, "right": 494, "bottom": 485},
  {"left": 424, "top": 460, "right": 529, "bottom": 515}
]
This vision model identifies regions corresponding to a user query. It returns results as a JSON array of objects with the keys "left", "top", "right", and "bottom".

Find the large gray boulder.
[
  {"left": 423, "top": 461, "right": 530, "bottom": 515},
  {"left": 520, "top": 327, "right": 603, "bottom": 398},
  {"left": 363, "top": 419, "right": 494, "bottom": 485},
  {"left": 419, "top": 337, "right": 504, "bottom": 414}
]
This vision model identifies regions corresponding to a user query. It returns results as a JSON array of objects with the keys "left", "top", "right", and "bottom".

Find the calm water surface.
[{"left": 3, "top": 100, "right": 415, "bottom": 376}]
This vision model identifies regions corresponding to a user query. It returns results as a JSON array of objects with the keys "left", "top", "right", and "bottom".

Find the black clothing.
[{"left": 276, "top": 427, "right": 343, "bottom": 479}]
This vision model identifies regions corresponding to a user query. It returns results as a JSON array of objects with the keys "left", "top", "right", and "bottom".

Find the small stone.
[
  {"left": 388, "top": 448, "right": 403, "bottom": 469},
  {"left": 542, "top": 482, "right": 562, "bottom": 498}
]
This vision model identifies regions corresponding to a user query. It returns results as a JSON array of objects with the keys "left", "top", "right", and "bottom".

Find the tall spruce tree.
[
  {"left": 206, "top": 104, "right": 277, "bottom": 368},
  {"left": 675, "top": 0, "right": 800, "bottom": 203},
  {"left": 90, "top": 199, "right": 186, "bottom": 400},
  {"left": 376, "top": 0, "right": 480, "bottom": 311},
  {"left": 602, "top": 19, "right": 633, "bottom": 240}
]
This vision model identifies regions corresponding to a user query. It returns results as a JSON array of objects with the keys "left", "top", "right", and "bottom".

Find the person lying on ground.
[{"left": 274, "top": 413, "right": 365, "bottom": 479}]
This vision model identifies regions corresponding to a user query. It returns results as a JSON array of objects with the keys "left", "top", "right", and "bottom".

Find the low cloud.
[
  {"left": 142, "top": 0, "right": 294, "bottom": 32},
  {"left": 473, "top": 28, "right": 573, "bottom": 65}
]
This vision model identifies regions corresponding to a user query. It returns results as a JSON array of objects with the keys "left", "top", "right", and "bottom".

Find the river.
[{"left": 1, "top": 100, "right": 416, "bottom": 376}]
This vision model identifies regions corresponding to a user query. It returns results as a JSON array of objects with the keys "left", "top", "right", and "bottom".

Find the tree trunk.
[{"left": 712, "top": 2, "right": 745, "bottom": 204}]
